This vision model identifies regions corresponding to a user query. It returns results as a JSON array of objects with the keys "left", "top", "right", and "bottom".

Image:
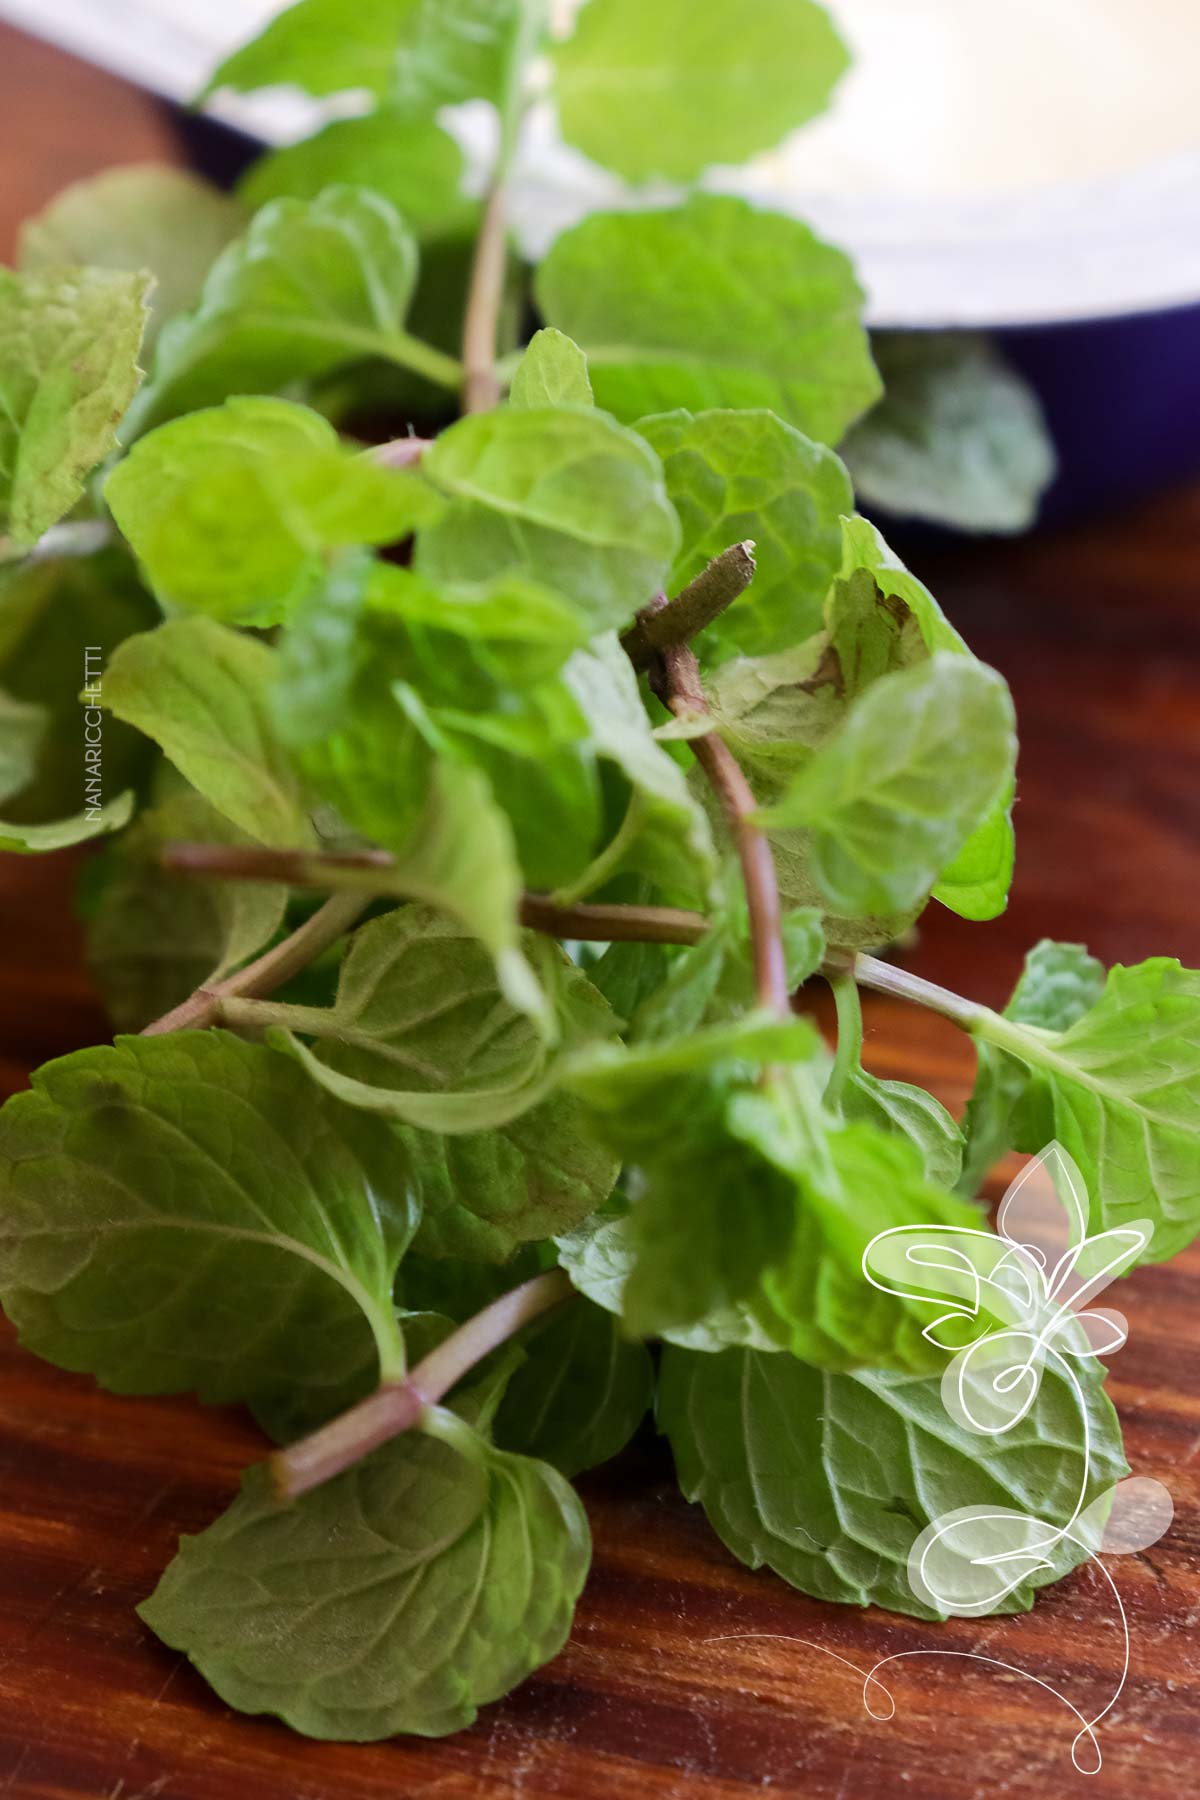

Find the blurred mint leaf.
[
  {"left": 638, "top": 408, "right": 853, "bottom": 659},
  {"left": 0, "top": 1031, "right": 416, "bottom": 1401},
  {"left": 0, "top": 266, "right": 149, "bottom": 546},
  {"left": 510, "top": 329, "right": 593, "bottom": 410},
  {"left": 0, "top": 791, "right": 133, "bottom": 854},
  {"left": 86, "top": 792, "right": 289, "bottom": 1032},
  {"left": 843, "top": 333, "right": 1056, "bottom": 534},
  {"left": 551, "top": 0, "right": 848, "bottom": 184},
  {"left": 535, "top": 196, "right": 880, "bottom": 446},
  {"left": 104, "top": 617, "right": 314, "bottom": 848},
  {"left": 959, "top": 938, "right": 1105, "bottom": 1196},
  {"left": 754, "top": 654, "right": 1016, "bottom": 918},
  {"left": 0, "top": 690, "right": 46, "bottom": 804},
  {"left": 417, "top": 405, "right": 680, "bottom": 633},
  {"left": 20, "top": 166, "right": 244, "bottom": 351},
  {"left": 494, "top": 1295, "right": 653, "bottom": 1477},
  {"left": 140, "top": 1420, "right": 589, "bottom": 1741},
  {"left": 106, "top": 397, "right": 442, "bottom": 625},
  {"left": 658, "top": 1341, "right": 1125, "bottom": 1616}
]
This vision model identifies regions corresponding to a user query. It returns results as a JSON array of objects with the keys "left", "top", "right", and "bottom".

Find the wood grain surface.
[{"left": 1, "top": 23, "right": 1198, "bottom": 1798}]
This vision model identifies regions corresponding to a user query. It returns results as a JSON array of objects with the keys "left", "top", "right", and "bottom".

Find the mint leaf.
[
  {"left": 552, "top": 0, "right": 847, "bottom": 184},
  {"left": 239, "top": 110, "right": 471, "bottom": 244},
  {"left": 0, "top": 690, "right": 46, "bottom": 804},
  {"left": 637, "top": 409, "right": 852, "bottom": 659},
  {"left": 843, "top": 333, "right": 1056, "bottom": 534},
  {"left": 106, "top": 397, "right": 441, "bottom": 624},
  {"left": 0, "top": 266, "right": 149, "bottom": 546},
  {"left": 535, "top": 197, "right": 880, "bottom": 446},
  {"left": 86, "top": 793, "right": 288, "bottom": 1032},
  {"left": 510, "top": 329, "right": 593, "bottom": 410},
  {"left": 104, "top": 617, "right": 314, "bottom": 848},
  {"left": 980, "top": 957, "right": 1200, "bottom": 1260},
  {"left": 754, "top": 654, "right": 1016, "bottom": 918},
  {"left": 0, "top": 1031, "right": 415, "bottom": 1400},
  {"left": 560, "top": 632, "right": 715, "bottom": 902},
  {"left": 631, "top": 896, "right": 824, "bottom": 1042},
  {"left": 125, "top": 188, "right": 427, "bottom": 435},
  {"left": 264, "top": 905, "right": 616, "bottom": 1130},
  {"left": 20, "top": 166, "right": 243, "bottom": 350},
  {"left": 417, "top": 406, "right": 680, "bottom": 633},
  {"left": 204, "top": 0, "right": 526, "bottom": 111},
  {"left": 959, "top": 939, "right": 1105, "bottom": 1195},
  {"left": 842, "top": 1070, "right": 964, "bottom": 1189},
  {"left": 140, "top": 1419, "right": 588, "bottom": 1740},
  {"left": 658, "top": 1342, "right": 1126, "bottom": 1617},
  {"left": 0, "top": 790, "right": 134, "bottom": 854},
  {"left": 495, "top": 1296, "right": 653, "bottom": 1478}
]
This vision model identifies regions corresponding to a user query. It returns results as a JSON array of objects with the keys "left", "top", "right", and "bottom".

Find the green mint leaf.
[
  {"left": 637, "top": 408, "right": 853, "bottom": 659},
  {"left": 106, "top": 397, "right": 442, "bottom": 625},
  {"left": 140, "top": 1419, "right": 589, "bottom": 1740},
  {"left": 0, "top": 1031, "right": 415, "bottom": 1400},
  {"left": 0, "top": 547, "right": 157, "bottom": 823},
  {"left": 103, "top": 617, "right": 314, "bottom": 848},
  {"left": 551, "top": 0, "right": 848, "bottom": 184},
  {"left": 559, "top": 632, "right": 715, "bottom": 902},
  {"left": 509, "top": 328, "right": 593, "bottom": 410},
  {"left": 658, "top": 1342, "right": 1126, "bottom": 1617},
  {"left": 842, "top": 1070, "right": 964, "bottom": 1188},
  {"left": 535, "top": 196, "right": 880, "bottom": 446},
  {"left": 980, "top": 957, "right": 1200, "bottom": 1261},
  {"left": 754, "top": 654, "right": 1016, "bottom": 918},
  {"left": 85, "top": 792, "right": 288, "bottom": 1032},
  {"left": 0, "top": 689, "right": 47, "bottom": 805},
  {"left": 959, "top": 939, "right": 1106, "bottom": 1195},
  {"left": 494, "top": 1295, "right": 653, "bottom": 1478},
  {"left": 631, "top": 896, "right": 824, "bottom": 1042},
  {"left": 0, "top": 266, "right": 149, "bottom": 547},
  {"left": 239, "top": 110, "right": 472, "bottom": 244},
  {"left": 19, "top": 166, "right": 244, "bottom": 351},
  {"left": 843, "top": 333, "right": 1057, "bottom": 534},
  {"left": 204, "top": 0, "right": 527, "bottom": 111},
  {"left": 264, "top": 905, "right": 616, "bottom": 1130},
  {"left": 124, "top": 187, "right": 426, "bottom": 436},
  {"left": 417, "top": 406, "right": 680, "bottom": 633},
  {"left": 0, "top": 790, "right": 134, "bottom": 854}
]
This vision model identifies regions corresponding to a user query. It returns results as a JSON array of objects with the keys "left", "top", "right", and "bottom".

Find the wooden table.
[{"left": 1, "top": 24, "right": 1198, "bottom": 1798}]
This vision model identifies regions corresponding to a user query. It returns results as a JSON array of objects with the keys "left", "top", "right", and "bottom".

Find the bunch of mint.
[{"left": 0, "top": 0, "right": 1179, "bottom": 1745}]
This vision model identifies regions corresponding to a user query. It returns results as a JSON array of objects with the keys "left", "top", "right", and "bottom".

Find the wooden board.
[{"left": 0, "top": 24, "right": 1198, "bottom": 1797}]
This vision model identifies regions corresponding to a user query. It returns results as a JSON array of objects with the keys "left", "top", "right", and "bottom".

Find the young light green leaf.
[
  {"left": 842, "top": 1070, "right": 964, "bottom": 1189},
  {"left": 124, "top": 187, "right": 437, "bottom": 436},
  {"left": 86, "top": 792, "right": 288, "bottom": 1032},
  {"left": 558, "top": 632, "right": 715, "bottom": 902},
  {"left": 0, "top": 266, "right": 149, "bottom": 546},
  {"left": 754, "top": 654, "right": 1016, "bottom": 918},
  {"left": 959, "top": 939, "right": 1106, "bottom": 1196},
  {"left": 979, "top": 957, "right": 1200, "bottom": 1261},
  {"left": 19, "top": 165, "right": 244, "bottom": 350},
  {"left": 260, "top": 906, "right": 616, "bottom": 1131},
  {"left": 140, "top": 1419, "right": 589, "bottom": 1741},
  {"left": 535, "top": 197, "right": 880, "bottom": 446},
  {"left": 417, "top": 406, "right": 680, "bottom": 632},
  {"left": 104, "top": 617, "right": 314, "bottom": 849},
  {"left": 637, "top": 408, "right": 853, "bottom": 658},
  {"left": 843, "top": 333, "right": 1057, "bottom": 534},
  {"left": 494, "top": 1295, "right": 654, "bottom": 1478},
  {"left": 0, "top": 790, "right": 134, "bottom": 854},
  {"left": 509, "top": 329, "right": 593, "bottom": 411},
  {"left": 0, "top": 1031, "right": 416, "bottom": 1400},
  {"left": 239, "top": 110, "right": 472, "bottom": 244},
  {"left": 106, "top": 397, "right": 441, "bottom": 625},
  {"left": 552, "top": 0, "right": 848, "bottom": 184},
  {"left": 658, "top": 1342, "right": 1126, "bottom": 1617},
  {"left": 0, "top": 690, "right": 47, "bottom": 805},
  {"left": 203, "top": 0, "right": 526, "bottom": 111}
]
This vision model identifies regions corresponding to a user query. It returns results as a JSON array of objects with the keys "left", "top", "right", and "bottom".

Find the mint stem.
[
  {"left": 461, "top": 178, "right": 509, "bottom": 413},
  {"left": 142, "top": 892, "right": 369, "bottom": 1038},
  {"left": 271, "top": 1270, "right": 573, "bottom": 1499},
  {"left": 845, "top": 950, "right": 987, "bottom": 1031},
  {"left": 160, "top": 842, "right": 711, "bottom": 944},
  {"left": 620, "top": 541, "right": 757, "bottom": 672},
  {"left": 824, "top": 971, "right": 863, "bottom": 1111},
  {"left": 644, "top": 616, "right": 789, "bottom": 1015}
]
